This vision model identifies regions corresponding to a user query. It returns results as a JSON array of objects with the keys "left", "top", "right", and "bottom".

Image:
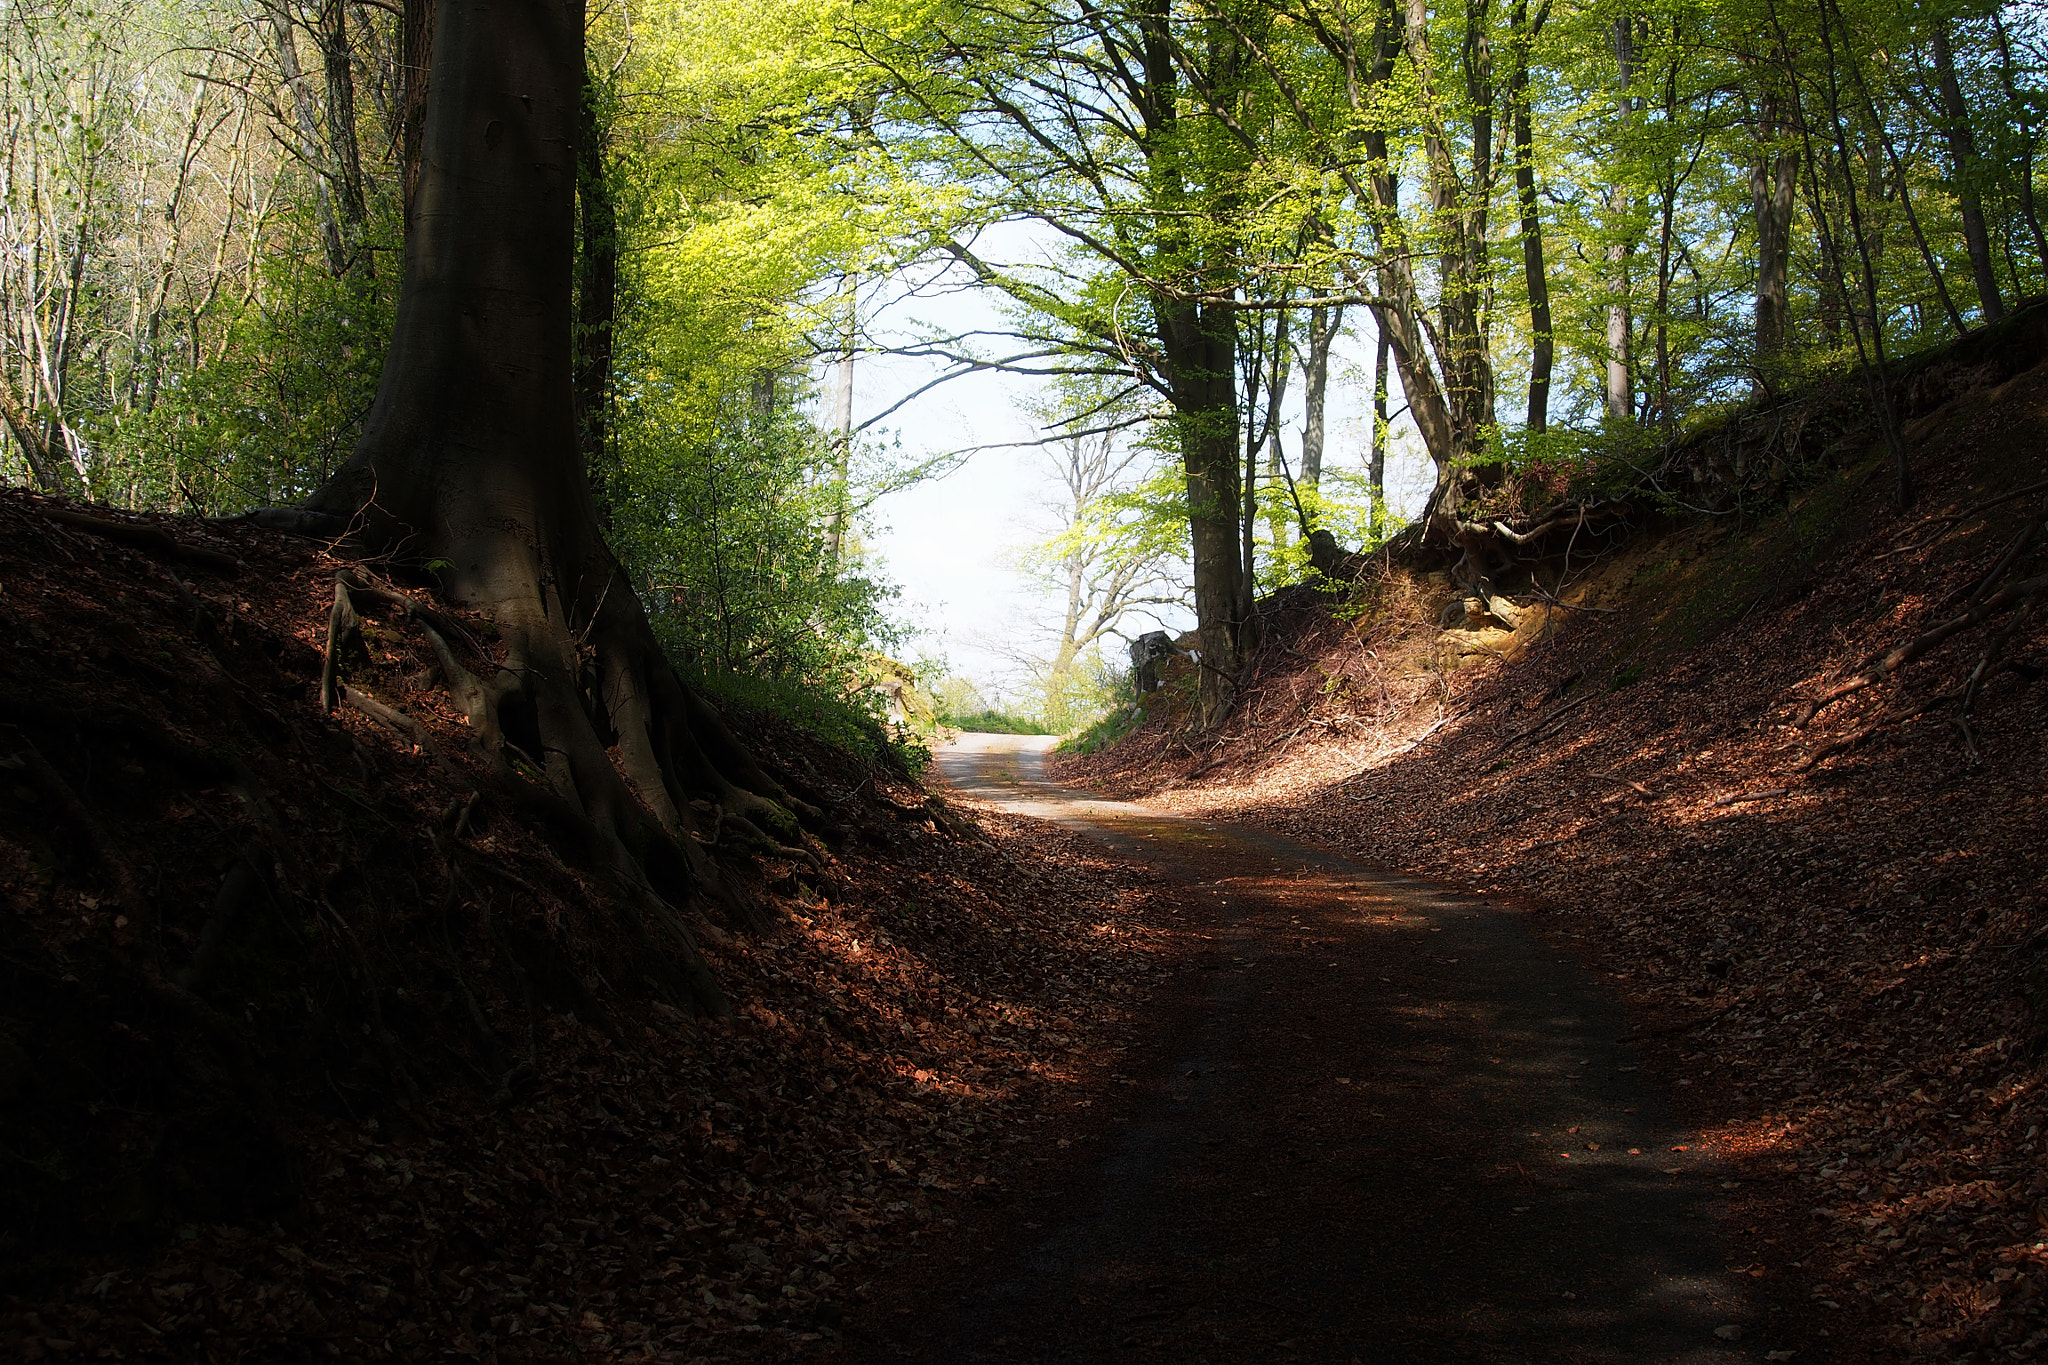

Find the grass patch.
[
  {"left": 689, "top": 667, "right": 927, "bottom": 772},
  {"left": 942, "top": 710, "right": 1057, "bottom": 736},
  {"left": 1056, "top": 705, "right": 1143, "bottom": 755}
]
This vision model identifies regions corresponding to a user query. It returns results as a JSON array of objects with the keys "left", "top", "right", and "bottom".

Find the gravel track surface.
[{"left": 848, "top": 734, "right": 1767, "bottom": 1363}]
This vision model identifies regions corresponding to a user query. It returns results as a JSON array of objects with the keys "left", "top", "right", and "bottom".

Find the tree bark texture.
[
  {"left": 1930, "top": 22, "right": 2004, "bottom": 323},
  {"left": 574, "top": 68, "right": 618, "bottom": 529},
  {"left": 1750, "top": 79, "right": 1798, "bottom": 362},
  {"left": 1605, "top": 17, "right": 1635, "bottom": 422},
  {"left": 1509, "top": 0, "right": 1550, "bottom": 431},
  {"left": 1157, "top": 290, "right": 1244, "bottom": 729},
  {"left": 309, "top": 0, "right": 816, "bottom": 1012},
  {"left": 399, "top": 0, "right": 434, "bottom": 226},
  {"left": 1301, "top": 302, "right": 1339, "bottom": 486}
]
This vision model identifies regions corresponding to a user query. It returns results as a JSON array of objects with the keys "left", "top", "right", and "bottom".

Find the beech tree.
[{"left": 296, "top": 0, "right": 823, "bottom": 1010}]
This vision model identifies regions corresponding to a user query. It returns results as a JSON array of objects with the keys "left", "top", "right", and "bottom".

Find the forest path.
[{"left": 846, "top": 733, "right": 1763, "bottom": 1364}]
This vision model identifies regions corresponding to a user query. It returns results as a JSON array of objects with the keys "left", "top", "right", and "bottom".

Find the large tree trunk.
[
  {"left": 1930, "top": 22, "right": 2004, "bottom": 324},
  {"left": 399, "top": 0, "right": 433, "bottom": 225},
  {"left": 1604, "top": 17, "right": 1636, "bottom": 422},
  {"left": 1301, "top": 302, "right": 1338, "bottom": 486},
  {"left": 307, "top": 0, "right": 816, "bottom": 1013},
  {"left": 1157, "top": 293, "right": 1244, "bottom": 729},
  {"left": 574, "top": 67, "right": 618, "bottom": 529},
  {"left": 1509, "top": 0, "right": 1550, "bottom": 432}
]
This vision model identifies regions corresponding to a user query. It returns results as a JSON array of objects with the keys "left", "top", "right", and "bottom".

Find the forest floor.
[
  {"left": 0, "top": 491, "right": 1197, "bottom": 1364},
  {"left": 6, "top": 331, "right": 2046, "bottom": 1363},
  {"left": 1055, "top": 335, "right": 2048, "bottom": 1361}
]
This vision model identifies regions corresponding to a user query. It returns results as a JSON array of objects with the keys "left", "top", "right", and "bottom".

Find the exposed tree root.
[
  {"left": 1953, "top": 596, "right": 2041, "bottom": 761},
  {"left": 42, "top": 507, "right": 243, "bottom": 573},
  {"left": 312, "top": 556, "right": 804, "bottom": 1002},
  {"left": 1791, "top": 654, "right": 2028, "bottom": 771},
  {"left": 1877, "top": 477, "right": 2048, "bottom": 559},
  {"left": 1951, "top": 496, "right": 2048, "bottom": 609},
  {"left": 1491, "top": 689, "right": 1596, "bottom": 752},
  {"left": 1792, "top": 570, "right": 2048, "bottom": 727},
  {"left": 3, "top": 725, "right": 148, "bottom": 918}
]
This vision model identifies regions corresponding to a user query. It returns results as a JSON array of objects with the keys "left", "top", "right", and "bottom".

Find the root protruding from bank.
[{"left": 314, "top": 545, "right": 849, "bottom": 1016}]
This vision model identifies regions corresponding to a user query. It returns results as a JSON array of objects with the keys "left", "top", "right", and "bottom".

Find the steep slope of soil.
[
  {"left": 1059, "top": 341, "right": 2048, "bottom": 1360},
  {"left": 0, "top": 491, "right": 1171, "bottom": 1362}
]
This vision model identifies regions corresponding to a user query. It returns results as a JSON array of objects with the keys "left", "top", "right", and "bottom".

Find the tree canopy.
[{"left": 6, "top": 0, "right": 2047, "bottom": 725}]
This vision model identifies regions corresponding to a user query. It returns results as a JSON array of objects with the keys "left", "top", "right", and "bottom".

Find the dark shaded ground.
[
  {"left": 1051, "top": 321, "right": 2048, "bottom": 1361},
  {"left": 0, "top": 493, "right": 1175, "bottom": 1363},
  {"left": 847, "top": 735, "right": 1780, "bottom": 1363}
]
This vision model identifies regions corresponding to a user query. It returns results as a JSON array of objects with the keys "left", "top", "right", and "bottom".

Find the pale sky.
[{"left": 831, "top": 228, "right": 1434, "bottom": 699}]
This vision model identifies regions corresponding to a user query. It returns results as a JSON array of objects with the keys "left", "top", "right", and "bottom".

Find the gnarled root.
[
  {"left": 1792, "top": 570, "right": 2048, "bottom": 728},
  {"left": 314, "top": 549, "right": 823, "bottom": 1006}
]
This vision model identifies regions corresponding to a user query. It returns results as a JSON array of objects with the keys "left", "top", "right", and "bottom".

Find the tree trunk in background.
[
  {"left": 0, "top": 369, "right": 65, "bottom": 491},
  {"left": 1369, "top": 319, "right": 1389, "bottom": 508},
  {"left": 1753, "top": 149, "right": 1797, "bottom": 359},
  {"left": 1301, "top": 302, "right": 1339, "bottom": 486},
  {"left": 825, "top": 275, "right": 856, "bottom": 567},
  {"left": 268, "top": 5, "right": 348, "bottom": 276},
  {"left": 574, "top": 69, "right": 618, "bottom": 530},
  {"left": 1355, "top": 0, "right": 1494, "bottom": 522},
  {"left": 1794, "top": 0, "right": 1912, "bottom": 510},
  {"left": 1509, "top": 0, "right": 1550, "bottom": 431},
  {"left": 1604, "top": 17, "right": 1635, "bottom": 422},
  {"left": 1930, "top": 22, "right": 2003, "bottom": 323},
  {"left": 1244, "top": 305, "right": 1288, "bottom": 623},
  {"left": 1654, "top": 168, "right": 1675, "bottom": 426},
  {"left": 308, "top": 0, "right": 819, "bottom": 1012},
  {"left": 318, "top": 0, "right": 368, "bottom": 239},
  {"left": 1994, "top": 14, "right": 2048, "bottom": 270}
]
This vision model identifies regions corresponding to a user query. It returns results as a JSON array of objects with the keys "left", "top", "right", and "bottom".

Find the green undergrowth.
[
  {"left": 687, "top": 667, "right": 928, "bottom": 774},
  {"left": 941, "top": 710, "right": 1057, "bottom": 736},
  {"left": 1056, "top": 704, "right": 1143, "bottom": 755}
]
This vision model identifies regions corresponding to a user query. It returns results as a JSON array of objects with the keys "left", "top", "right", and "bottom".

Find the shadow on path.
[{"left": 848, "top": 733, "right": 1761, "bottom": 1363}]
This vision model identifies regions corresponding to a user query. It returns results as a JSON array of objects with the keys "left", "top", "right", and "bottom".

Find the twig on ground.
[{"left": 1711, "top": 787, "right": 1790, "bottom": 807}]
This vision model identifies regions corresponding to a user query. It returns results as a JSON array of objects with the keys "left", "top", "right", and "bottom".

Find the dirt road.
[{"left": 846, "top": 733, "right": 1772, "bottom": 1363}]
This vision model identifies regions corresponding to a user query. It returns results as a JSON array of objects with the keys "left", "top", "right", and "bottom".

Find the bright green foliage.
[
  {"left": 106, "top": 211, "right": 400, "bottom": 509},
  {"left": 941, "top": 709, "right": 1058, "bottom": 735},
  {"left": 611, "top": 392, "right": 900, "bottom": 682},
  {"left": 14, "top": 0, "right": 2048, "bottom": 738},
  {"left": 587, "top": 0, "right": 943, "bottom": 715}
]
